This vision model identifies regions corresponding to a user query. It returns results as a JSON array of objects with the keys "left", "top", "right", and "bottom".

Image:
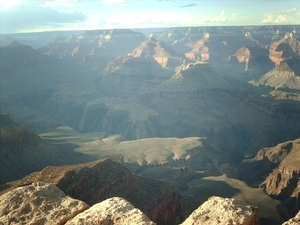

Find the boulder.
[
  {"left": 180, "top": 196, "right": 259, "bottom": 225},
  {"left": 0, "top": 182, "right": 89, "bottom": 225},
  {"left": 66, "top": 197, "right": 155, "bottom": 225}
]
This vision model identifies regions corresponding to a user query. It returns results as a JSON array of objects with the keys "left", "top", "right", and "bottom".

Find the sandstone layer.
[
  {"left": 180, "top": 196, "right": 259, "bottom": 225},
  {"left": 0, "top": 182, "right": 89, "bottom": 225}
]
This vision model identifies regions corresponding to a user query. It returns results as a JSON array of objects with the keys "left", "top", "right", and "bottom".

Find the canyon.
[{"left": 1, "top": 25, "right": 300, "bottom": 224}]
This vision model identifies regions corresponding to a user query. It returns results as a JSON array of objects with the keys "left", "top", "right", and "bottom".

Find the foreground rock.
[
  {"left": 181, "top": 196, "right": 259, "bottom": 225},
  {"left": 0, "top": 182, "right": 89, "bottom": 225},
  {"left": 66, "top": 197, "right": 155, "bottom": 225},
  {"left": 15, "top": 158, "right": 187, "bottom": 225},
  {"left": 282, "top": 210, "right": 300, "bottom": 225}
]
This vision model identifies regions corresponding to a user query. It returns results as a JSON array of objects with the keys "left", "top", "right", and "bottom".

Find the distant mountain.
[
  {"left": 94, "top": 36, "right": 185, "bottom": 96},
  {"left": 129, "top": 36, "right": 187, "bottom": 70},
  {"left": 249, "top": 33, "right": 300, "bottom": 90},
  {"left": 0, "top": 41, "right": 45, "bottom": 67},
  {"left": 37, "top": 29, "right": 147, "bottom": 62},
  {"left": 0, "top": 36, "right": 16, "bottom": 46},
  {"left": 153, "top": 62, "right": 233, "bottom": 92}
]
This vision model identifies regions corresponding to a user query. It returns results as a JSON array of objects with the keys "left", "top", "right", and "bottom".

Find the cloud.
[
  {"left": 180, "top": 3, "right": 196, "bottom": 8},
  {"left": 220, "top": 10, "right": 225, "bottom": 16},
  {"left": 261, "top": 7, "right": 300, "bottom": 24},
  {"left": 40, "top": 0, "right": 82, "bottom": 8},
  {"left": 0, "top": 5, "right": 87, "bottom": 33},
  {"left": 0, "top": 0, "right": 20, "bottom": 8},
  {"left": 101, "top": 0, "right": 125, "bottom": 4}
]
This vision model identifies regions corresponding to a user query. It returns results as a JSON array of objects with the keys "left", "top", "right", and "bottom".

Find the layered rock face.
[
  {"left": 180, "top": 196, "right": 259, "bottom": 225},
  {"left": 250, "top": 32, "right": 300, "bottom": 89},
  {"left": 15, "top": 158, "right": 187, "bottom": 225},
  {"left": 259, "top": 139, "right": 300, "bottom": 217},
  {"left": 185, "top": 36, "right": 210, "bottom": 61},
  {"left": 66, "top": 197, "right": 155, "bottom": 225},
  {"left": 240, "top": 138, "right": 300, "bottom": 221},
  {"left": 0, "top": 182, "right": 89, "bottom": 225},
  {"left": 129, "top": 36, "right": 186, "bottom": 70},
  {"left": 269, "top": 32, "right": 300, "bottom": 66},
  {"left": 240, "top": 139, "right": 296, "bottom": 181}
]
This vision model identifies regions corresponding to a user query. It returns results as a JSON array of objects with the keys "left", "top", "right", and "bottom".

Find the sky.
[{"left": 0, "top": 0, "right": 300, "bottom": 34}]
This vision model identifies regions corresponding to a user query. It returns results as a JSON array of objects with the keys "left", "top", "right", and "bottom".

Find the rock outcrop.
[
  {"left": 185, "top": 36, "right": 210, "bottom": 62},
  {"left": 282, "top": 210, "right": 300, "bottom": 225},
  {"left": 180, "top": 196, "right": 259, "bottom": 225},
  {"left": 240, "top": 139, "right": 296, "bottom": 181},
  {"left": 249, "top": 32, "right": 300, "bottom": 89},
  {"left": 65, "top": 197, "right": 155, "bottom": 225},
  {"left": 129, "top": 36, "right": 186, "bottom": 70},
  {"left": 269, "top": 32, "right": 300, "bottom": 66},
  {"left": 14, "top": 158, "right": 187, "bottom": 225},
  {"left": 259, "top": 139, "right": 300, "bottom": 218},
  {"left": 0, "top": 182, "right": 89, "bottom": 225}
]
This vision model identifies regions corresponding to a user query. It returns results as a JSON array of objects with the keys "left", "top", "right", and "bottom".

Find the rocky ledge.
[
  {"left": 0, "top": 182, "right": 262, "bottom": 225},
  {"left": 8, "top": 158, "right": 187, "bottom": 225}
]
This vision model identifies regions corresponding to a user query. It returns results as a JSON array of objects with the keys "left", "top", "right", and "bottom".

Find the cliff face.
[
  {"left": 185, "top": 37, "right": 210, "bottom": 61},
  {"left": 249, "top": 32, "right": 300, "bottom": 89},
  {"left": 269, "top": 32, "right": 300, "bottom": 66},
  {"left": 16, "top": 158, "right": 188, "bottom": 225},
  {"left": 258, "top": 139, "right": 300, "bottom": 217}
]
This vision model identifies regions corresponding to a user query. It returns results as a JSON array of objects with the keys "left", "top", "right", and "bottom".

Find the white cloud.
[
  {"left": 261, "top": 7, "right": 300, "bottom": 24},
  {"left": 0, "top": 4, "right": 87, "bottom": 33},
  {"left": 0, "top": 0, "right": 20, "bottom": 8},
  {"left": 101, "top": 0, "right": 124, "bottom": 4},
  {"left": 40, "top": 0, "right": 82, "bottom": 8},
  {"left": 220, "top": 10, "right": 225, "bottom": 16}
]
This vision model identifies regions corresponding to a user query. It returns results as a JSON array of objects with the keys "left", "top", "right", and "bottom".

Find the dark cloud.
[
  {"left": 180, "top": 3, "right": 197, "bottom": 8},
  {"left": 0, "top": 6, "right": 87, "bottom": 33}
]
